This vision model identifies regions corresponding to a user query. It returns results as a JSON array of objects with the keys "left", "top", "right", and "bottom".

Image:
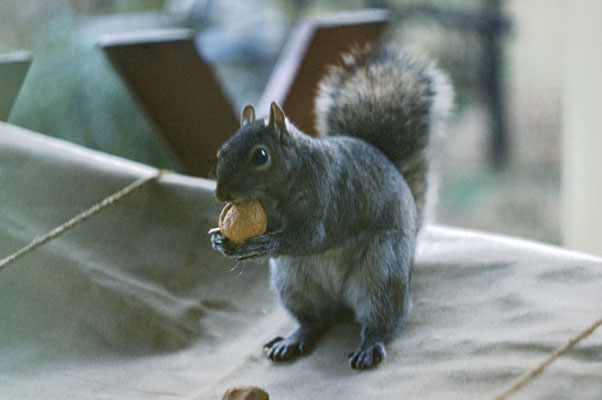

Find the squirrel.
[{"left": 210, "top": 45, "right": 452, "bottom": 369}]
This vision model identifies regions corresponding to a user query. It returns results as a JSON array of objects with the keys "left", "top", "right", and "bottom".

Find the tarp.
[{"left": 1, "top": 121, "right": 601, "bottom": 399}]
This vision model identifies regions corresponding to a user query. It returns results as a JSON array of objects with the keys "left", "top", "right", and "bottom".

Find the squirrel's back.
[{"left": 315, "top": 46, "right": 453, "bottom": 225}]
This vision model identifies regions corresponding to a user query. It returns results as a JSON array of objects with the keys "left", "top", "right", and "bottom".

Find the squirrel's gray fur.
[{"left": 211, "top": 45, "right": 452, "bottom": 369}]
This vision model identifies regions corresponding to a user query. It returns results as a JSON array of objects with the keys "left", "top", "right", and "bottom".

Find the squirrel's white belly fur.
[{"left": 270, "top": 228, "right": 412, "bottom": 323}]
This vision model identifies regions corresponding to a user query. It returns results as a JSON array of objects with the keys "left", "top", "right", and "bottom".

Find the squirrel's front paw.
[
  {"left": 210, "top": 232, "right": 237, "bottom": 257},
  {"left": 210, "top": 231, "right": 272, "bottom": 260}
]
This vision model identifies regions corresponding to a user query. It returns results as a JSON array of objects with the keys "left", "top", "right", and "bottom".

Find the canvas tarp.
[{"left": 1, "top": 121, "right": 601, "bottom": 399}]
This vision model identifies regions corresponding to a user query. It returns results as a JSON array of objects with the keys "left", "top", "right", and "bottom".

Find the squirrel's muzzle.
[{"left": 215, "top": 182, "right": 241, "bottom": 203}]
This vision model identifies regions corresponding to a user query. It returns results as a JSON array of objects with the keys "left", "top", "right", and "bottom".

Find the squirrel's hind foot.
[
  {"left": 263, "top": 325, "right": 321, "bottom": 362},
  {"left": 348, "top": 342, "right": 386, "bottom": 370}
]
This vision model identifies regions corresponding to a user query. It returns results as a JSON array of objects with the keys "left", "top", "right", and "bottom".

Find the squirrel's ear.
[
  {"left": 241, "top": 104, "right": 256, "bottom": 126},
  {"left": 268, "top": 102, "right": 287, "bottom": 134}
]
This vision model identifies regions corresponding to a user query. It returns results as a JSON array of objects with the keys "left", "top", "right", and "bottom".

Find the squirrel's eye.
[{"left": 250, "top": 147, "right": 270, "bottom": 169}]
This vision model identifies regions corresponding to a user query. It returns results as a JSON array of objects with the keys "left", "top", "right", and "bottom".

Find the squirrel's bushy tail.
[{"left": 315, "top": 45, "right": 453, "bottom": 225}]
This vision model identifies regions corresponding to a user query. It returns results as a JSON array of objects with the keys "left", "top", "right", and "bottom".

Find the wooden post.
[
  {"left": 99, "top": 30, "right": 239, "bottom": 178},
  {"left": 0, "top": 51, "right": 32, "bottom": 122},
  {"left": 481, "top": 0, "right": 508, "bottom": 169},
  {"left": 100, "top": 10, "right": 390, "bottom": 177},
  {"left": 562, "top": 0, "right": 602, "bottom": 257},
  {"left": 258, "top": 9, "right": 390, "bottom": 136}
]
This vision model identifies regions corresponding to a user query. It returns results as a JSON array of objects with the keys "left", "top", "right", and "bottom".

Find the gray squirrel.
[{"left": 210, "top": 45, "right": 452, "bottom": 369}]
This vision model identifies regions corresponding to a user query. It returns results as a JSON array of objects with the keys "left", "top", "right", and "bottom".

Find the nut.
[
  {"left": 218, "top": 200, "right": 267, "bottom": 244},
  {"left": 222, "top": 385, "right": 269, "bottom": 400}
]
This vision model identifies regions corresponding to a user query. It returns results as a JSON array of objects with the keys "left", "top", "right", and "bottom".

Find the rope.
[
  {"left": 0, "top": 170, "right": 164, "bottom": 272},
  {"left": 493, "top": 315, "right": 602, "bottom": 400}
]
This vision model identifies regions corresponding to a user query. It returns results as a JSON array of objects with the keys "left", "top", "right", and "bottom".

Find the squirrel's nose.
[
  {"left": 215, "top": 182, "right": 228, "bottom": 202},
  {"left": 215, "top": 182, "right": 238, "bottom": 203}
]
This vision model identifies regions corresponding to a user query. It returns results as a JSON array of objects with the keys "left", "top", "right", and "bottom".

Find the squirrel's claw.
[
  {"left": 264, "top": 336, "right": 303, "bottom": 361},
  {"left": 348, "top": 342, "right": 386, "bottom": 370}
]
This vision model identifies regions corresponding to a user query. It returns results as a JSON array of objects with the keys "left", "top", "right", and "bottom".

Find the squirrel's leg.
[
  {"left": 347, "top": 234, "right": 413, "bottom": 370},
  {"left": 264, "top": 257, "right": 330, "bottom": 362},
  {"left": 349, "top": 286, "right": 411, "bottom": 369}
]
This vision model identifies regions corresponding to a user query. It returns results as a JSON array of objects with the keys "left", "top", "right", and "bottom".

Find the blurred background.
[{"left": 0, "top": 0, "right": 562, "bottom": 245}]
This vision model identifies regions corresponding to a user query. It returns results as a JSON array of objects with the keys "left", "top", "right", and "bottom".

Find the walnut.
[
  {"left": 218, "top": 200, "right": 267, "bottom": 244},
  {"left": 221, "top": 385, "right": 269, "bottom": 400}
]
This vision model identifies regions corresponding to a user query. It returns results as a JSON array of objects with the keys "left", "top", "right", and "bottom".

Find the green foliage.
[{"left": 5, "top": 3, "right": 173, "bottom": 168}]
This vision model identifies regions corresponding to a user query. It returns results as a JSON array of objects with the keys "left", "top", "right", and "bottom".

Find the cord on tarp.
[
  {"left": 493, "top": 315, "right": 602, "bottom": 399},
  {"left": 0, "top": 169, "right": 165, "bottom": 272}
]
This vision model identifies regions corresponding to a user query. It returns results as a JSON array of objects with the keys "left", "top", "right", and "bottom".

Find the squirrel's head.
[{"left": 215, "top": 102, "right": 300, "bottom": 208}]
